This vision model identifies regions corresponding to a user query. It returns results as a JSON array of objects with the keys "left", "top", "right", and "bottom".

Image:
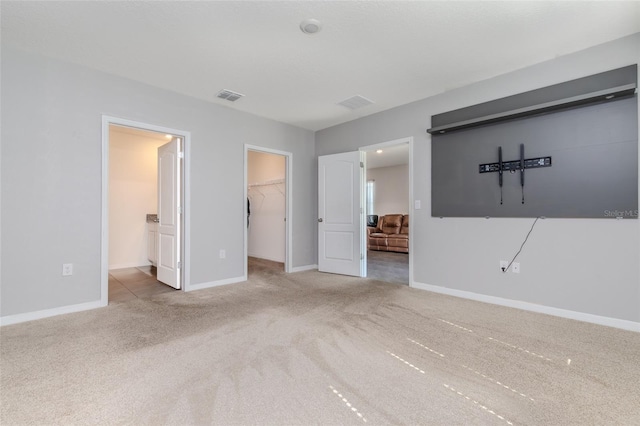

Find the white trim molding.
[
  {"left": 0, "top": 300, "right": 105, "bottom": 327},
  {"left": 289, "top": 264, "right": 318, "bottom": 273},
  {"left": 412, "top": 281, "right": 640, "bottom": 333},
  {"left": 186, "top": 276, "right": 246, "bottom": 292}
]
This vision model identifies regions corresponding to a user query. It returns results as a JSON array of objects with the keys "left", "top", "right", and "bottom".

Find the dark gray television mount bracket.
[{"left": 479, "top": 144, "right": 552, "bottom": 204}]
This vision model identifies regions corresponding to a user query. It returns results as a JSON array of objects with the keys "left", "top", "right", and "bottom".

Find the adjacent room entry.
[
  {"left": 245, "top": 146, "right": 291, "bottom": 274},
  {"left": 363, "top": 142, "right": 411, "bottom": 285},
  {"left": 318, "top": 138, "right": 412, "bottom": 284},
  {"left": 105, "top": 121, "right": 186, "bottom": 303}
]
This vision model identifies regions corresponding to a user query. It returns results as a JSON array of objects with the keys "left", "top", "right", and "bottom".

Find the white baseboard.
[
  {"left": 109, "top": 262, "right": 151, "bottom": 270},
  {"left": 0, "top": 300, "right": 106, "bottom": 327},
  {"left": 289, "top": 264, "right": 318, "bottom": 273},
  {"left": 186, "top": 275, "right": 246, "bottom": 292},
  {"left": 411, "top": 281, "right": 640, "bottom": 333}
]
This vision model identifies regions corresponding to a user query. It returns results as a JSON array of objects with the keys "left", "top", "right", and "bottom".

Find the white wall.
[
  {"left": 108, "top": 129, "right": 166, "bottom": 269},
  {"left": 247, "top": 151, "right": 285, "bottom": 262},
  {"left": 316, "top": 34, "right": 640, "bottom": 326},
  {"left": 367, "top": 164, "right": 409, "bottom": 216},
  {"left": 1, "top": 47, "right": 316, "bottom": 319}
]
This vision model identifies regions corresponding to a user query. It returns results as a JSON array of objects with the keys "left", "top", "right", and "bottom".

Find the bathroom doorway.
[{"left": 101, "top": 116, "right": 191, "bottom": 305}]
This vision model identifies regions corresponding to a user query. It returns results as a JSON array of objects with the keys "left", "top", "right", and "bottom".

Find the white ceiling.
[
  {"left": 110, "top": 124, "right": 172, "bottom": 142},
  {"left": 366, "top": 143, "right": 409, "bottom": 169},
  {"left": 2, "top": 1, "right": 638, "bottom": 131}
]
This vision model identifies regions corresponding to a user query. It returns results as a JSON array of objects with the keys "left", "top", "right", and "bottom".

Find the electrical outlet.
[
  {"left": 219, "top": 249, "right": 226, "bottom": 259},
  {"left": 62, "top": 263, "right": 73, "bottom": 276},
  {"left": 512, "top": 262, "right": 520, "bottom": 273},
  {"left": 500, "top": 260, "right": 508, "bottom": 272}
]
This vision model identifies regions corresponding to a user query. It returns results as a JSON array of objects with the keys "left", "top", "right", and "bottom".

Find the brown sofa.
[{"left": 367, "top": 214, "right": 409, "bottom": 253}]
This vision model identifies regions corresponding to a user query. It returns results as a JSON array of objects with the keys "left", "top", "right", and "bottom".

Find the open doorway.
[
  {"left": 244, "top": 145, "right": 292, "bottom": 277},
  {"left": 102, "top": 117, "right": 190, "bottom": 306},
  {"left": 108, "top": 125, "right": 176, "bottom": 302},
  {"left": 362, "top": 140, "right": 411, "bottom": 285}
]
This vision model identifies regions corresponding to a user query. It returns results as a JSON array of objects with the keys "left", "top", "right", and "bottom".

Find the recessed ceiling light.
[
  {"left": 300, "top": 18, "right": 322, "bottom": 34},
  {"left": 376, "top": 149, "right": 383, "bottom": 154}
]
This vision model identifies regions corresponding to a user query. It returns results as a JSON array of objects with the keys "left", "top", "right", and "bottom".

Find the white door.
[
  {"left": 157, "top": 138, "right": 181, "bottom": 289},
  {"left": 318, "top": 151, "right": 364, "bottom": 276}
]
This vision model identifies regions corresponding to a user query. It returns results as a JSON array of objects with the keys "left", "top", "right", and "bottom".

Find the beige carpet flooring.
[{"left": 1, "top": 261, "right": 639, "bottom": 425}]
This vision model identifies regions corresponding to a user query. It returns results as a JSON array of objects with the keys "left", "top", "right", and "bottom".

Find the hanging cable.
[{"left": 502, "top": 217, "right": 540, "bottom": 273}]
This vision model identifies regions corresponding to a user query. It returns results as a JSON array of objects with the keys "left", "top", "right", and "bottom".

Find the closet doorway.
[{"left": 244, "top": 145, "right": 292, "bottom": 276}]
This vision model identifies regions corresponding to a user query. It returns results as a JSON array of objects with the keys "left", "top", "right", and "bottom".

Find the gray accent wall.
[
  {"left": 316, "top": 34, "right": 640, "bottom": 323},
  {"left": 432, "top": 96, "right": 638, "bottom": 218},
  {"left": 1, "top": 47, "right": 316, "bottom": 318}
]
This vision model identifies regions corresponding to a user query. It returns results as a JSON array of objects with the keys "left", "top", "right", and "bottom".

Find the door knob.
[{"left": 318, "top": 218, "right": 323, "bottom": 222}]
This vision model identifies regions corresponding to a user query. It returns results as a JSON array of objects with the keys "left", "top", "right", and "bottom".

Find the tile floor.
[
  {"left": 247, "top": 256, "right": 284, "bottom": 273},
  {"left": 108, "top": 265, "right": 176, "bottom": 303}
]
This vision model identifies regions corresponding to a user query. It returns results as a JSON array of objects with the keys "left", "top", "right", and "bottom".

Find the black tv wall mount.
[
  {"left": 479, "top": 144, "right": 551, "bottom": 204},
  {"left": 479, "top": 155, "right": 552, "bottom": 173}
]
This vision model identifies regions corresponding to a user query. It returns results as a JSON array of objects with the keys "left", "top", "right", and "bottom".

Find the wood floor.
[
  {"left": 249, "top": 253, "right": 408, "bottom": 284},
  {"left": 367, "top": 249, "right": 409, "bottom": 284}
]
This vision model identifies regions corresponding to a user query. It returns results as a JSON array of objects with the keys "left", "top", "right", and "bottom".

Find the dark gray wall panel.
[
  {"left": 432, "top": 96, "right": 638, "bottom": 218},
  {"left": 431, "top": 65, "right": 637, "bottom": 130}
]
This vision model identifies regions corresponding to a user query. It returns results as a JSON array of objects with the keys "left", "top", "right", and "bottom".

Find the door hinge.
[
  {"left": 360, "top": 161, "right": 364, "bottom": 168},
  {"left": 177, "top": 261, "right": 182, "bottom": 269},
  {"left": 178, "top": 151, "right": 184, "bottom": 159},
  {"left": 178, "top": 206, "right": 183, "bottom": 214},
  {"left": 361, "top": 254, "right": 364, "bottom": 260}
]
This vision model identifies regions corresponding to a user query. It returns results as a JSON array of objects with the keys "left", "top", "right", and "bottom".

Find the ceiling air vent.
[
  {"left": 338, "top": 95, "right": 374, "bottom": 110},
  {"left": 216, "top": 89, "right": 245, "bottom": 102}
]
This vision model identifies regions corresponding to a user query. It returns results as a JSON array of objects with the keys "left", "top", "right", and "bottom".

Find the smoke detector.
[
  {"left": 300, "top": 18, "right": 322, "bottom": 34},
  {"left": 216, "top": 89, "right": 245, "bottom": 102}
]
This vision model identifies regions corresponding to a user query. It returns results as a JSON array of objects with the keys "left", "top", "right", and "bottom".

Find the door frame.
[
  {"left": 101, "top": 115, "right": 191, "bottom": 305},
  {"left": 244, "top": 144, "right": 293, "bottom": 276},
  {"left": 359, "top": 136, "right": 414, "bottom": 285}
]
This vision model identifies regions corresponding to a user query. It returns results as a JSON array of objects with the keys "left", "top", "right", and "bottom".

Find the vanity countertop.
[{"left": 146, "top": 214, "right": 158, "bottom": 223}]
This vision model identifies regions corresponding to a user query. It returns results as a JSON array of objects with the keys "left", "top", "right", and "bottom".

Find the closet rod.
[{"left": 248, "top": 178, "right": 285, "bottom": 188}]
